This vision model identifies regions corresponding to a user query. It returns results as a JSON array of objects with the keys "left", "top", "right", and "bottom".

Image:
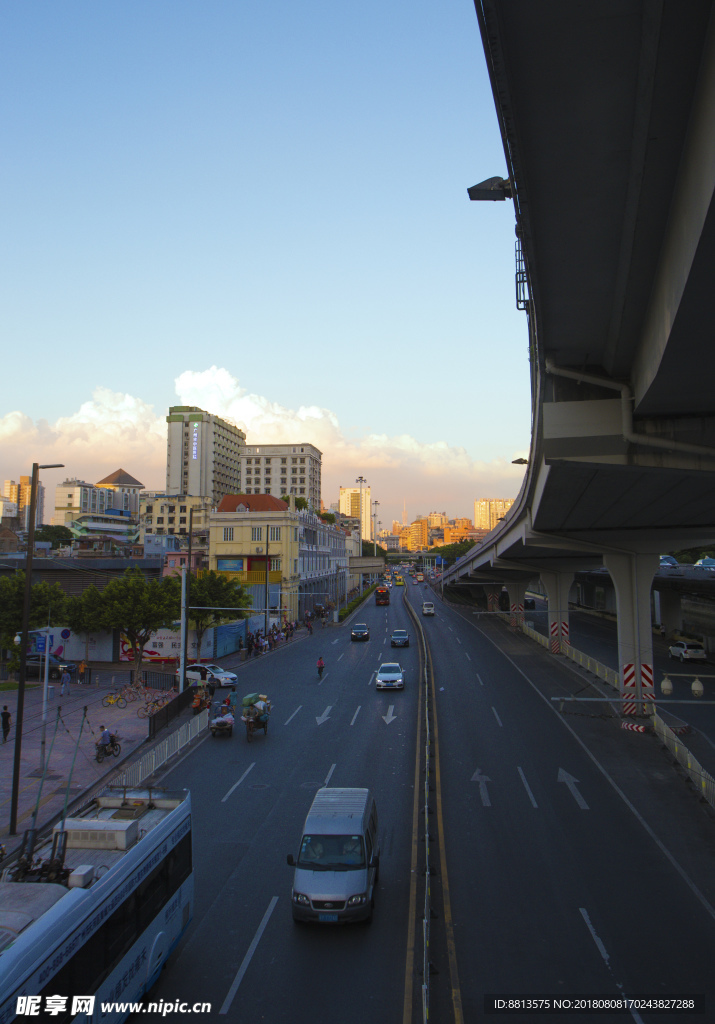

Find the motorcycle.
[{"left": 95, "top": 733, "right": 121, "bottom": 762}]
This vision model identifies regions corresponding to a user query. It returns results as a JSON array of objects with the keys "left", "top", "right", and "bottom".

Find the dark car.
[
  {"left": 391, "top": 629, "right": 410, "bottom": 648},
  {"left": 351, "top": 623, "right": 370, "bottom": 642},
  {"left": 25, "top": 653, "right": 77, "bottom": 680}
]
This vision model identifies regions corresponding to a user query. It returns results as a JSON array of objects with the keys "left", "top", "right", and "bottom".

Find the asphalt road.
[{"left": 136, "top": 583, "right": 715, "bottom": 1023}]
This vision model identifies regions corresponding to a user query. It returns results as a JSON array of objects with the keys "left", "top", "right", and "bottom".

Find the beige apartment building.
[
  {"left": 339, "top": 485, "right": 372, "bottom": 541},
  {"left": 166, "top": 406, "right": 246, "bottom": 503},
  {"left": 4, "top": 477, "right": 44, "bottom": 529},
  {"left": 474, "top": 498, "right": 516, "bottom": 531},
  {"left": 240, "top": 442, "right": 322, "bottom": 511}
]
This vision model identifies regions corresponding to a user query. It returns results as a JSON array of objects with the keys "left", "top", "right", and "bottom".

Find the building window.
[
  {"left": 300, "top": 458, "right": 305, "bottom": 464},
  {"left": 180, "top": 506, "right": 186, "bottom": 513},
  {"left": 281, "top": 458, "right": 286, "bottom": 464},
  {"left": 270, "top": 557, "right": 281, "bottom": 572},
  {"left": 179, "top": 517, "right": 186, "bottom": 524},
  {"left": 168, "top": 517, "right": 175, "bottom": 525},
  {"left": 251, "top": 527, "right": 262, "bottom": 542},
  {"left": 300, "top": 488, "right": 305, "bottom": 494},
  {"left": 146, "top": 505, "right": 153, "bottom": 513},
  {"left": 168, "top": 506, "right": 175, "bottom": 513},
  {"left": 157, "top": 517, "right": 164, "bottom": 524},
  {"left": 223, "top": 527, "right": 234, "bottom": 541},
  {"left": 146, "top": 528, "right": 153, "bottom": 534},
  {"left": 168, "top": 528, "right": 175, "bottom": 534},
  {"left": 281, "top": 478, "right": 287, "bottom": 486},
  {"left": 269, "top": 526, "right": 281, "bottom": 541}
]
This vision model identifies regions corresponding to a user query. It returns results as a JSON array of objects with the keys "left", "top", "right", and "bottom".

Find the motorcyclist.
[{"left": 99, "top": 725, "right": 112, "bottom": 755}]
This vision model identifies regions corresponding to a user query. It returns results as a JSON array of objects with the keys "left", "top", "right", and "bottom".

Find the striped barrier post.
[
  {"left": 550, "top": 621, "right": 560, "bottom": 654},
  {"left": 510, "top": 603, "right": 518, "bottom": 627},
  {"left": 561, "top": 620, "right": 570, "bottom": 646},
  {"left": 641, "top": 663, "right": 654, "bottom": 713},
  {"left": 621, "top": 721, "right": 647, "bottom": 733},
  {"left": 622, "top": 663, "right": 637, "bottom": 715}
]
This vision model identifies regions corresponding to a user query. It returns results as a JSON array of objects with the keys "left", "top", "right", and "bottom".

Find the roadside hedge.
[{"left": 338, "top": 583, "right": 377, "bottom": 621}]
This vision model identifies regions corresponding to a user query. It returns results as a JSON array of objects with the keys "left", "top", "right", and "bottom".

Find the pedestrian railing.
[
  {"left": 113, "top": 709, "right": 209, "bottom": 788},
  {"left": 653, "top": 711, "right": 715, "bottom": 809},
  {"left": 558, "top": 643, "right": 620, "bottom": 690}
]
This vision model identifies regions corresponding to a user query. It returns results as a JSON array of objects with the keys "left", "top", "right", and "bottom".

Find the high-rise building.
[
  {"left": 474, "top": 498, "right": 516, "bottom": 531},
  {"left": 339, "top": 485, "right": 372, "bottom": 541},
  {"left": 4, "top": 477, "right": 44, "bottom": 529},
  {"left": 240, "top": 443, "right": 322, "bottom": 512},
  {"left": 166, "top": 406, "right": 246, "bottom": 504},
  {"left": 391, "top": 519, "right": 401, "bottom": 535},
  {"left": 52, "top": 479, "right": 113, "bottom": 526},
  {"left": 427, "top": 512, "right": 449, "bottom": 528},
  {"left": 96, "top": 469, "right": 144, "bottom": 515}
]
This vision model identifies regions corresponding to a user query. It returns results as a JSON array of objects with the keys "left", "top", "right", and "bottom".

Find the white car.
[
  {"left": 422, "top": 602, "right": 435, "bottom": 616},
  {"left": 668, "top": 641, "right": 707, "bottom": 662},
  {"left": 375, "top": 662, "right": 404, "bottom": 690},
  {"left": 176, "top": 663, "right": 238, "bottom": 687}
]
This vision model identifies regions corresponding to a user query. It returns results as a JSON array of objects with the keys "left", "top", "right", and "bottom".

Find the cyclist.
[{"left": 317, "top": 657, "right": 325, "bottom": 679}]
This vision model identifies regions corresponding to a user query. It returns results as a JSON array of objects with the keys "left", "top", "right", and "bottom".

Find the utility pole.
[{"left": 356, "top": 476, "right": 366, "bottom": 595}]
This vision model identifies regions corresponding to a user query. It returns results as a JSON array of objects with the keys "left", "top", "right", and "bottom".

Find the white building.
[
  {"left": 166, "top": 406, "right": 246, "bottom": 503},
  {"left": 240, "top": 443, "right": 322, "bottom": 511},
  {"left": 53, "top": 479, "right": 114, "bottom": 526},
  {"left": 339, "top": 485, "right": 372, "bottom": 541}
]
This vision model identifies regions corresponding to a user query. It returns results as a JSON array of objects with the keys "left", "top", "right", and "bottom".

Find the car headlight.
[
  {"left": 347, "top": 893, "right": 367, "bottom": 906},
  {"left": 293, "top": 892, "right": 310, "bottom": 906}
]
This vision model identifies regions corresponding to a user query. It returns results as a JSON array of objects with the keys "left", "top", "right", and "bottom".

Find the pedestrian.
[
  {"left": 1, "top": 705, "right": 10, "bottom": 743},
  {"left": 78, "top": 659, "right": 87, "bottom": 685},
  {"left": 317, "top": 657, "right": 325, "bottom": 680},
  {"left": 60, "top": 668, "right": 71, "bottom": 697}
]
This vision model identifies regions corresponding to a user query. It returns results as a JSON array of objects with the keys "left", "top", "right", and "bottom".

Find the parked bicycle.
[{"left": 101, "top": 691, "right": 127, "bottom": 709}]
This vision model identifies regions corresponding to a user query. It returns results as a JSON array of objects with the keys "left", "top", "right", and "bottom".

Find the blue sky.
[{"left": 1, "top": 1, "right": 529, "bottom": 526}]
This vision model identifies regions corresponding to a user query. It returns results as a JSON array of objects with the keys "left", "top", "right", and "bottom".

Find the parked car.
[
  {"left": 694, "top": 558, "right": 715, "bottom": 570},
  {"left": 668, "top": 641, "right": 707, "bottom": 662},
  {"left": 375, "top": 662, "right": 404, "bottom": 690},
  {"left": 659, "top": 555, "right": 680, "bottom": 568},
  {"left": 391, "top": 629, "right": 410, "bottom": 648},
  {"left": 25, "top": 653, "right": 76, "bottom": 681},
  {"left": 351, "top": 623, "right": 370, "bottom": 642}
]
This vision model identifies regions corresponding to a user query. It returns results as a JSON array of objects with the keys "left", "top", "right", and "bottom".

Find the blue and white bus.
[{"left": 0, "top": 787, "right": 193, "bottom": 1024}]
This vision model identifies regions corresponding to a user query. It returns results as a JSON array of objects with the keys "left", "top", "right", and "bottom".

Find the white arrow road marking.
[
  {"left": 316, "top": 705, "right": 332, "bottom": 725},
  {"left": 491, "top": 707, "right": 503, "bottom": 727},
  {"left": 284, "top": 706, "right": 302, "bottom": 725},
  {"left": 350, "top": 706, "right": 361, "bottom": 726},
  {"left": 470, "top": 768, "right": 492, "bottom": 806},
  {"left": 222, "top": 763, "right": 255, "bottom": 803},
  {"left": 382, "top": 705, "right": 397, "bottom": 725},
  {"left": 324, "top": 763, "right": 337, "bottom": 785},
  {"left": 517, "top": 767, "right": 538, "bottom": 808},
  {"left": 558, "top": 768, "right": 589, "bottom": 809}
]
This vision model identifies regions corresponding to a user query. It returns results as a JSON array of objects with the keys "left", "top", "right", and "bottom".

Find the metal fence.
[
  {"left": 559, "top": 643, "right": 620, "bottom": 689},
  {"left": 147, "top": 686, "right": 196, "bottom": 740},
  {"left": 114, "top": 709, "right": 209, "bottom": 788},
  {"left": 653, "top": 711, "right": 715, "bottom": 809},
  {"left": 131, "top": 669, "right": 176, "bottom": 690}
]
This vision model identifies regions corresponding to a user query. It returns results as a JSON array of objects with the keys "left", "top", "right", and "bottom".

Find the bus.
[
  {"left": 375, "top": 586, "right": 390, "bottom": 605},
  {"left": 0, "top": 787, "right": 194, "bottom": 1023}
]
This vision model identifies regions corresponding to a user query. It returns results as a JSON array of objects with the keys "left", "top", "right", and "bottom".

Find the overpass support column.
[
  {"left": 540, "top": 572, "right": 574, "bottom": 654},
  {"left": 603, "top": 553, "right": 659, "bottom": 715},
  {"left": 505, "top": 583, "right": 526, "bottom": 628},
  {"left": 486, "top": 589, "right": 501, "bottom": 614},
  {"left": 655, "top": 589, "right": 682, "bottom": 639}
]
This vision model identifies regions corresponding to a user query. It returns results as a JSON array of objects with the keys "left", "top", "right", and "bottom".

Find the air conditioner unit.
[{"left": 255, "top": 546, "right": 263, "bottom": 553}]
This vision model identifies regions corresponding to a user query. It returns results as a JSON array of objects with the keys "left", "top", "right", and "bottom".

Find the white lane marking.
[
  {"left": 491, "top": 707, "right": 503, "bottom": 727},
  {"left": 338, "top": 653, "right": 344, "bottom": 661},
  {"left": 219, "top": 896, "right": 279, "bottom": 1014},
  {"left": 579, "top": 908, "right": 645, "bottom": 1023},
  {"left": 332, "top": 638, "right": 339, "bottom": 644},
  {"left": 470, "top": 768, "right": 492, "bottom": 806},
  {"left": 221, "top": 762, "right": 255, "bottom": 803},
  {"left": 284, "top": 706, "right": 302, "bottom": 725},
  {"left": 456, "top": 637, "right": 462, "bottom": 644},
  {"left": 368, "top": 672, "right": 375, "bottom": 687},
  {"left": 324, "top": 762, "right": 337, "bottom": 785},
  {"left": 477, "top": 673, "right": 484, "bottom": 686},
  {"left": 465, "top": 652, "right": 471, "bottom": 662},
  {"left": 316, "top": 705, "right": 332, "bottom": 725},
  {"left": 470, "top": 622, "right": 715, "bottom": 925},
  {"left": 350, "top": 706, "right": 361, "bottom": 726},
  {"left": 517, "top": 767, "right": 538, "bottom": 808},
  {"left": 558, "top": 768, "right": 589, "bottom": 810},
  {"left": 382, "top": 705, "right": 397, "bottom": 725},
  {"left": 319, "top": 672, "right": 328, "bottom": 684}
]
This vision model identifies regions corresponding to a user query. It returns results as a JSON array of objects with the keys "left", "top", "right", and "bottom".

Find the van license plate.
[{"left": 319, "top": 913, "right": 338, "bottom": 922}]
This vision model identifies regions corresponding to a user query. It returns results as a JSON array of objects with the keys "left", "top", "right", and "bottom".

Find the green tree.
[
  {"left": 0, "top": 573, "right": 67, "bottom": 670},
  {"left": 188, "top": 571, "right": 251, "bottom": 661},
  {"left": 34, "top": 525, "right": 74, "bottom": 549},
  {"left": 318, "top": 512, "right": 336, "bottom": 524},
  {"left": 65, "top": 585, "right": 107, "bottom": 664},
  {"left": 100, "top": 568, "right": 181, "bottom": 676}
]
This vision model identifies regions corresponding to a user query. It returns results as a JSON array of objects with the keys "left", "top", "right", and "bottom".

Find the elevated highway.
[{"left": 446, "top": 1, "right": 715, "bottom": 709}]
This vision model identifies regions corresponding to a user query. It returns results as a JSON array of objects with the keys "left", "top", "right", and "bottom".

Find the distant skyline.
[{"left": 1, "top": 2, "right": 531, "bottom": 523}]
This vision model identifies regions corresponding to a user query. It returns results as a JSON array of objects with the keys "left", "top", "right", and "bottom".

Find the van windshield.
[{"left": 298, "top": 834, "right": 365, "bottom": 869}]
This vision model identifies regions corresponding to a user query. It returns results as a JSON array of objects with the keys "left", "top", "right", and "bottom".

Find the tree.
[
  {"left": 188, "top": 571, "right": 251, "bottom": 661},
  {"left": 0, "top": 573, "right": 67, "bottom": 670},
  {"left": 100, "top": 568, "right": 181, "bottom": 676},
  {"left": 65, "top": 585, "right": 107, "bottom": 664},
  {"left": 319, "top": 512, "right": 336, "bottom": 524},
  {"left": 282, "top": 494, "right": 309, "bottom": 510},
  {"left": 34, "top": 525, "right": 74, "bottom": 549}
]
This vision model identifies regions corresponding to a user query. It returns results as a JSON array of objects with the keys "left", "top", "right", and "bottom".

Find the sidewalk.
[{"left": 0, "top": 672, "right": 194, "bottom": 862}]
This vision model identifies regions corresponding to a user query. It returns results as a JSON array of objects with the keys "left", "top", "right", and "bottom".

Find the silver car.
[
  {"left": 375, "top": 662, "right": 404, "bottom": 690},
  {"left": 668, "top": 641, "right": 707, "bottom": 662}
]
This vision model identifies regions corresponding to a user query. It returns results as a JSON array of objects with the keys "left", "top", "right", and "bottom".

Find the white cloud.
[{"left": 0, "top": 368, "right": 526, "bottom": 523}]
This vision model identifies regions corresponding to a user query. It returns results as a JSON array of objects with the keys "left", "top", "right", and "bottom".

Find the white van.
[
  {"left": 287, "top": 788, "right": 379, "bottom": 924},
  {"left": 422, "top": 601, "right": 435, "bottom": 616}
]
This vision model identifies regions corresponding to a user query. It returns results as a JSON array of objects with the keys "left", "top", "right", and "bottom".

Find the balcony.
[{"left": 212, "top": 570, "right": 283, "bottom": 584}]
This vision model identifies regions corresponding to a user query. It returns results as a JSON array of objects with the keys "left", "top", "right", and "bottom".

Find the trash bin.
[{"left": 48, "top": 685, "right": 55, "bottom": 701}]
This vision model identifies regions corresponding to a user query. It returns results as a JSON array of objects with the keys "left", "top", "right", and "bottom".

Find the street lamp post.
[
  {"left": 356, "top": 476, "right": 366, "bottom": 595},
  {"left": 181, "top": 503, "right": 211, "bottom": 692},
  {"left": 372, "top": 501, "right": 380, "bottom": 583},
  {"left": 10, "top": 461, "right": 63, "bottom": 836}
]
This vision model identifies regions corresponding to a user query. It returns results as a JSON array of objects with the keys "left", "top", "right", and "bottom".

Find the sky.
[{"left": 0, "top": 1, "right": 529, "bottom": 528}]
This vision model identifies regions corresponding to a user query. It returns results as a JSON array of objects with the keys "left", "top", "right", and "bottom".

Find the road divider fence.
[{"left": 114, "top": 709, "right": 209, "bottom": 788}]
